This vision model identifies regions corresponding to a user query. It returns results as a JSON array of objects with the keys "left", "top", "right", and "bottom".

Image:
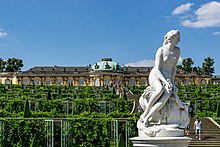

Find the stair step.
[
  {"left": 188, "top": 130, "right": 220, "bottom": 131},
  {"left": 189, "top": 118, "right": 220, "bottom": 147},
  {"left": 190, "top": 141, "right": 220, "bottom": 143},
  {"left": 188, "top": 144, "right": 220, "bottom": 147}
]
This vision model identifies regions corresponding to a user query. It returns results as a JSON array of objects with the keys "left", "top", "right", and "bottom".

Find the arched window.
[
  {"left": 94, "top": 78, "right": 100, "bottom": 86},
  {"left": 104, "top": 78, "right": 110, "bottom": 85},
  {"left": 5, "top": 79, "right": 11, "bottom": 84},
  {"left": 68, "top": 79, "right": 73, "bottom": 86},
  {"left": 115, "top": 79, "right": 120, "bottom": 85},
  {"left": 23, "top": 79, "right": 29, "bottom": 85},
  {"left": 46, "top": 79, "right": 51, "bottom": 85},
  {"left": 129, "top": 79, "right": 135, "bottom": 86},
  {"left": 57, "top": 79, "right": 63, "bottom": 85},
  {"left": 201, "top": 79, "right": 206, "bottom": 85},
  {"left": 141, "top": 80, "right": 146, "bottom": 86},
  {"left": 79, "top": 79, "right": 85, "bottom": 86},
  {"left": 34, "top": 78, "right": 39, "bottom": 85}
]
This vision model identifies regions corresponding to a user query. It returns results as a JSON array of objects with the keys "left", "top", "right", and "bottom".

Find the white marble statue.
[{"left": 137, "top": 30, "right": 189, "bottom": 137}]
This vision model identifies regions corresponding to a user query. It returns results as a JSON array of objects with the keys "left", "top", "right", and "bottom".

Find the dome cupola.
[{"left": 91, "top": 58, "right": 122, "bottom": 71}]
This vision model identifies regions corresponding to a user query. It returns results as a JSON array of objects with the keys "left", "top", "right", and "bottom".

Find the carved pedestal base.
[
  {"left": 133, "top": 123, "right": 191, "bottom": 147},
  {"left": 137, "top": 122, "right": 185, "bottom": 137},
  {"left": 130, "top": 136, "right": 191, "bottom": 147},
  {"left": 138, "top": 127, "right": 184, "bottom": 137}
]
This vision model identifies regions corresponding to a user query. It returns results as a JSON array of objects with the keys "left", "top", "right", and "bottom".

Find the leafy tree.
[
  {"left": 181, "top": 58, "right": 194, "bottom": 73},
  {"left": 24, "top": 99, "right": 31, "bottom": 118},
  {"left": 47, "top": 88, "right": 52, "bottom": 100},
  {"left": 202, "top": 57, "right": 215, "bottom": 75},
  {"left": 5, "top": 58, "right": 23, "bottom": 72},
  {"left": 122, "top": 88, "right": 127, "bottom": 100},
  {"left": 58, "top": 86, "right": 62, "bottom": 98},
  {"left": 32, "top": 82, "right": 35, "bottom": 89},
  {"left": 3, "top": 86, "right": 6, "bottom": 93},
  {"left": 112, "top": 87, "right": 116, "bottom": 95},
  {"left": 193, "top": 66, "right": 203, "bottom": 75},
  {"left": 0, "top": 58, "right": 6, "bottom": 71},
  {"left": 176, "top": 65, "right": 182, "bottom": 69}
]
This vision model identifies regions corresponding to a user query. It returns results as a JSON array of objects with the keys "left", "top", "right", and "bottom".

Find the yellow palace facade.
[{"left": 0, "top": 58, "right": 212, "bottom": 86}]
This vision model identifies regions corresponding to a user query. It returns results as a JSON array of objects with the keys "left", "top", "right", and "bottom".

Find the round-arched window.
[
  {"left": 201, "top": 79, "right": 206, "bottom": 85},
  {"left": 141, "top": 80, "right": 146, "bottom": 86},
  {"left": 5, "top": 79, "right": 11, "bottom": 84},
  {"left": 57, "top": 79, "right": 63, "bottom": 85},
  {"left": 23, "top": 79, "right": 29, "bottom": 85},
  {"left": 68, "top": 79, "right": 73, "bottom": 86},
  {"left": 46, "top": 79, "right": 51, "bottom": 85},
  {"left": 79, "top": 79, "right": 85, "bottom": 86},
  {"left": 129, "top": 79, "right": 135, "bottom": 86},
  {"left": 104, "top": 78, "right": 110, "bottom": 85},
  {"left": 94, "top": 78, "right": 100, "bottom": 86},
  {"left": 34, "top": 78, "right": 39, "bottom": 85}
]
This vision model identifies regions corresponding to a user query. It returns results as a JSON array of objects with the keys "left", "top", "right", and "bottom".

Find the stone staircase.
[{"left": 187, "top": 118, "right": 220, "bottom": 147}]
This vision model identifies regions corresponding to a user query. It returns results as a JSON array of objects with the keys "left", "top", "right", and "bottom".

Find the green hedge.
[
  {"left": 0, "top": 117, "right": 137, "bottom": 147},
  {"left": 1, "top": 119, "right": 45, "bottom": 147},
  {"left": 0, "top": 84, "right": 219, "bottom": 146}
]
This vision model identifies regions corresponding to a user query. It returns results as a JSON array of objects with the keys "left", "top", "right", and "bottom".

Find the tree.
[
  {"left": 122, "top": 88, "right": 127, "bottom": 100},
  {"left": 181, "top": 58, "right": 194, "bottom": 73},
  {"left": 47, "top": 88, "right": 52, "bottom": 100},
  {"left": 5, "top": 58, "right": 23, "bottom": 72},
  {"left": 192, "top": 66, "right": 203, "bottom": 75},
  {"left": 112, "top": 87, "right": 116, "bottom": 95},
  {"left": 0, "top": 58, "right": 6, "bottom": 71},
  {"left": 58, "top": 86, "right": 62, "bottom": 98},
  {"left": 24, "top": 99, "right": 31, "bottom": 118},
  {"left": 176, "top": 65, "right": 182, "bottom": 69},
  {"left": 202, "top": 57, "right": 215, "bottom": 75}
]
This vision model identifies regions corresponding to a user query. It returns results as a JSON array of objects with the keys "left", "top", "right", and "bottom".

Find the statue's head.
[{"left": 163, "top": 30, "right": 180, "bottom": 46}]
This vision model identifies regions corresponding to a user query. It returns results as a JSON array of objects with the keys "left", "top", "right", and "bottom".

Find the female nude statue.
[{"left": 140, "top": 30, "right": 185, "bottom": 126}]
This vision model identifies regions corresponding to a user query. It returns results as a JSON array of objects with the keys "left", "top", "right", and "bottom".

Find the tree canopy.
[
  {"left": 178, "top": 57, "right": 215, "bottom": 75},
  {"left": 202, "top": 57, "right": 215, "bottom": 76},
  {"left": 0, "top": 58, "right": 6, "bottom": 72},
  {"left": 177, "top": 57, "right": 194, "bottom": 73},
  {"left": 0, "top": 57, "right": 23, "bottom": 72}
]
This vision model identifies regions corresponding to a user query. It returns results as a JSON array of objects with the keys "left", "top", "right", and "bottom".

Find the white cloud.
[
  {"left": 0, "top": 31, "right": 7, "bottom": 38},
  {"left": 172, "top": 3, "right": 194, "bottom": 15},
  {"left": 180, "top": 1, "right": 220, "bottom": 28},
  {"left": 212, "top": 31, "right": 220, "bottom": 36},
  {"left": 125, "top": 59, "right": 155, "bottom": 67}
]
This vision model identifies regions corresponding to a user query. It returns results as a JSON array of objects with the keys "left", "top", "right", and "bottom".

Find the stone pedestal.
[
  {"left": 138, "top": 124, "right": 185, "bottom": 137},
  {"left": 130, "top": 136, "right": 191, "bottom": 147}
]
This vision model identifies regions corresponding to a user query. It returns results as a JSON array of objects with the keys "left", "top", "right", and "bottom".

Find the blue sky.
[{"left": 0, "top": 0, "right": 220, "bottom": 74}]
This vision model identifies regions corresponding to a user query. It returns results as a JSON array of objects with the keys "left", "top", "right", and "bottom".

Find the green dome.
[{"left": 91, "top": 58, "right": 122, "bottom": 71}]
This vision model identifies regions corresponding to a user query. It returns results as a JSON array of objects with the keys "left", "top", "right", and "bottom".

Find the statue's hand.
[{"left": 165, "top": 79, "right": 173, "bottom": 91}]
